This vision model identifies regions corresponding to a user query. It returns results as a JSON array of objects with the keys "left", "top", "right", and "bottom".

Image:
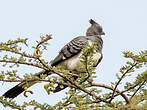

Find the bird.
[{"left": 3, "top": 19, "right": 105, "bottom": 98}]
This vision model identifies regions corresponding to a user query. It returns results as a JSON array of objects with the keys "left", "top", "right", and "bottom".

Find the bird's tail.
[
  {"left": 3, "top": 71, "right": 78, "bottom": 98},
  {"left": 3, "top": 83, "right": 25, "bottom": 98},
  {"left": 3, "top": 70, "right": 49, "bottom": 98}
]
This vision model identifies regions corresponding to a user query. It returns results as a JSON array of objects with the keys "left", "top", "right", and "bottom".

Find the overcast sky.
[{"left": 0, "top": 0, "right": 147, "bottom": 109}]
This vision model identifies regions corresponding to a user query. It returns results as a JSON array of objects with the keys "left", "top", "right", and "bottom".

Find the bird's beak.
[{"left": 101, "top": 31, "right": 105, "bottom": 35}]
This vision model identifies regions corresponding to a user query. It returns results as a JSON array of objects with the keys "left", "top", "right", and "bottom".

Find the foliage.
[{"left": 0, "top": 35, "right": 147, "bottom": 110}]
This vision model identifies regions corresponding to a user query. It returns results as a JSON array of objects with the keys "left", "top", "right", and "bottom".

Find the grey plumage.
[
  {"left": 3, "top": 19, "right": 105, "bottom": 98},
  {"left": 51, "top": 35, "right": 103, "bottom": 72}
]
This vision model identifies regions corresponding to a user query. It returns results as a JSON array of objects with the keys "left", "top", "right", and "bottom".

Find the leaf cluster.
[{"left": 0, "top": 36, "right": 146, "bottom": 110}]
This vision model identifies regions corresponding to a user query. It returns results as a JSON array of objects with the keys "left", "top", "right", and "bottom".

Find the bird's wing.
[{"left": 51, "top": 36, "right": 88, "bottom": 66}]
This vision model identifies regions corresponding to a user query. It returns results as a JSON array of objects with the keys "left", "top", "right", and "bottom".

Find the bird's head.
[{"left": 86, "top": 19, "right": 105, "bottom": 36}]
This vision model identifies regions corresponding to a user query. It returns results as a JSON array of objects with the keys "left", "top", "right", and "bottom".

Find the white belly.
[
  {"left": 58, "top": 40, "right": 101, "bottom": 72},
  {"left": 59, "top": 51, "right": 101, "bottom": 72}
]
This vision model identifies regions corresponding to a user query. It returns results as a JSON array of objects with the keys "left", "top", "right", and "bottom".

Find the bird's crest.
[
  {"left": 86, "top": 19, "right": 105, "bottom": 36},
  {"left": 89, "top": 19, "right": 97, "bottom": 25}
]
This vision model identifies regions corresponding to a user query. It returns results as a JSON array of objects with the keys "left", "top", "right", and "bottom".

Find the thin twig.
[
  {"left": 109, "top": 62, "right": 137, "bottom": 103},
  {"left": 0, "top": 60, "right": 43, "bottom": 69},
  {"left": 0, "top": 38, "right": 28, "bottom": 46},
  {"left": 90, "top": 82, "right": 130, "bottom": 104},
  {"left": 121, "top": 82, "right": 142, "bottom": 94},
  {"left": 0, "top": 99, "right": 21, "bottom": 110},
  {"left": 129, "top": 80, "right": 146, "bottom": 102},
  {"left": 52, "top": 69, "right": 109, "bottom": 103},
  {"left": 81, "top": 55, "right": 91, "bottom": 83},
  {"left": 37, "top": 58, "right": 49, "bottom": 69},
  {"left": 61, "top": 95, "right": 73, "bottom": 108},
  {"left": 0, "top": 48, "right": 37, "bottom": 59},
  {"left": 34, "top": 34, "right": 52, "bottom": 69},
  {"left": 36, "top": 34, "right": 52, "bottom": 48}
]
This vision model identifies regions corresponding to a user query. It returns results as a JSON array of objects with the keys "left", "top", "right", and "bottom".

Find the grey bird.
[{"left": 3, "top": 19, "right": 105, "bottom": 98}]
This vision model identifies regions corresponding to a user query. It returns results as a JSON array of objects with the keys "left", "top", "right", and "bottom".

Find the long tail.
[
  {"left": 3, "top": 83, "right": 25, "bottom": 98},
  {"left": 3, "top": 71, "right": 78, "bottom": 98},
  {"left": 3, "top": 70, "right": 49, "bottom": 98}
]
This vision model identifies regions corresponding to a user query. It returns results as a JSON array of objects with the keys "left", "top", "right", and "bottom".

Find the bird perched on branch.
[{"left": 3, "top": 19, "right": 105, "bottom": 98}]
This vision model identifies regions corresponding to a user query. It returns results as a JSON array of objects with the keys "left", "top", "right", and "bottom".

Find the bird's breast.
[{"left": 58, "top": 51, "right": 101, "bottom": 72}]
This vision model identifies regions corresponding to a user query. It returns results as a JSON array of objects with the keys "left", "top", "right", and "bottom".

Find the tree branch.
[
  {"left": 0, "top": 60, "right": 43, "bottom": 69},
  {"left": 90, "top": 82, "right": 130, "bottom": 104},
  {"left": 129, "top": 80, "right": 146, "bottom": 102},
  {"left": 109, "top": 62, "right": 137, "bottom": 103},
  {"left": 0, "top": 48, "right": 36, "bottom": 59},
  {"left": 51, "top": 69, "right": 109, "bottom": 103}
]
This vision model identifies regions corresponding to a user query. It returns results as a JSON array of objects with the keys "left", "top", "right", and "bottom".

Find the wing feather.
[{"left": 51, "top": 36, "right": 88, "bottom": 66}]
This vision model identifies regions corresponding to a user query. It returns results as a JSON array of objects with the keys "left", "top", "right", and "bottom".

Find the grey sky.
[{"left": 0, "top": 0, "right": 147, "bottom": 109}]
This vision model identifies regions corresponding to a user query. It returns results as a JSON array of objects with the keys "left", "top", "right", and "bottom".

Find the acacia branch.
[
  {"left": 129, "top": 80, "right": 146, "bottom": 102},
  {"left": 81, "top": 55, "right": 91, "bottom": 83},
  {"left": 0, "top": 97, "right": 21, "bottom": 110},
  {"left": 90, "top": 82, "right": 130, "bottom": 104},
  {"left": 0, "top": 78, "right": 68, "bottom": 87},
  {"left": 37, "top": 58, "right": 49, "bottom": 69},
  {"left": 109, "top": 62, "right": 137, "bottom": 103},
  {"left": 36, "top": 34, "right": 52, "bottom": 48},
  {"left": 52, "top": 69, "right": 109, "bottom": 103},
  {"left": 0, "top": 60, "right": 43, "bottom": 69},
  {"left": 33, "top": 34, "right": 52, "bottom": 69},
  {"left": 121, "top": 82, "right": 142, "bottom": 94},
  {"left": 0, "top": 48, "right": 37, "bottom": 59},
  {"left": 61, "top": 95, "right": 73, "bottom": 109},
  {"left": 0, "top": 38, "right": 28, "bottom": 46}
]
